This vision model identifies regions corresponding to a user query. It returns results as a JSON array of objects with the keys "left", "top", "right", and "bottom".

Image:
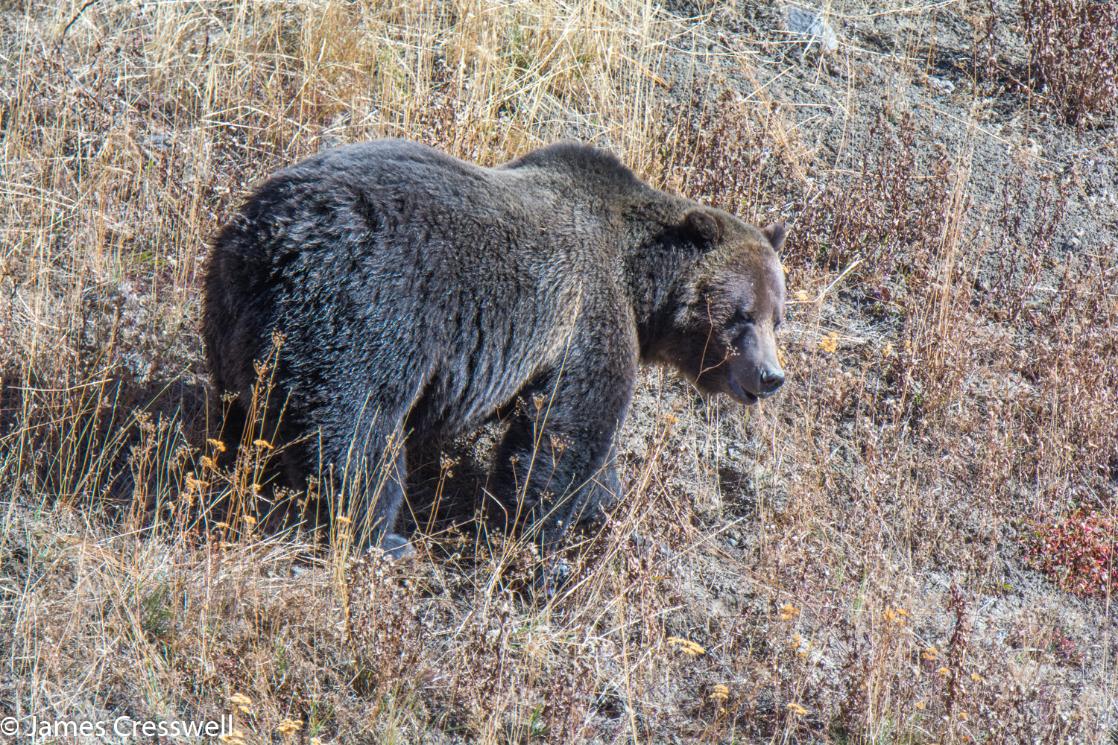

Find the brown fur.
[{"left": 202, "top": 140, "right": 786, "bottom": 555}]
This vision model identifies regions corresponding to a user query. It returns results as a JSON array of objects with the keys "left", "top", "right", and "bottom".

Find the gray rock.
[
  {"left": 928, "top": 75, "right": 956, "bottom": 95},
  {"left": 787, "top": 6, "right": 839, "bottom": 56}
]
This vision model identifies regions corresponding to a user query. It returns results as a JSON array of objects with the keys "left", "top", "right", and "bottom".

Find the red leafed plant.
[{"left": 1029, "top": 508, "right": 1118, "bottom": 597}]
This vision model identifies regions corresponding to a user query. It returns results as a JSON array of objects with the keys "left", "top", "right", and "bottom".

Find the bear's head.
[{"left": 652, "top": 208, "right": 787, "bottom": 405}]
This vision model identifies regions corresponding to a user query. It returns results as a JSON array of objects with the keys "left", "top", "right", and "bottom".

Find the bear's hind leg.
[
  {"left": 322, "top": 410, "right": 415, "bottom": 559},
  {"left": 351, "top": 439, "right": 412, "bottom": 558}
]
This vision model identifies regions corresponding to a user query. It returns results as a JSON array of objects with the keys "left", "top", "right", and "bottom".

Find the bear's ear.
[
  {"left": 683, "top": 208, "right": 723, "bottom": 244},
  {"left": 761, "top": 221, "right": 786, "bottom": 252}
]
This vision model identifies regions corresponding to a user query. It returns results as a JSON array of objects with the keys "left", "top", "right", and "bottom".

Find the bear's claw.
[{"left": 375, "top": 533, "right": 416, "bottom": 561}]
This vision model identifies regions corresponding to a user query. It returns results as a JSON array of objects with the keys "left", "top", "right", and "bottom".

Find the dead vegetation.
[
  {"left": 1, "top": 0, "right": 1116, "bottom": 743},
  {"left": 1021, "top": 0, "right": 1118, "bottom": 124}
]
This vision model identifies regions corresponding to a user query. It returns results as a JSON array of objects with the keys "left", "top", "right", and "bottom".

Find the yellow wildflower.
[
  {"left": 277, "top": 718, "right": 303, "bottom": 735},
  {"left": 228, "top": 692, "right": 253, "bottom": 715},
  {"left": 667, "top": 636, "right": 706, "bottom": 656}
]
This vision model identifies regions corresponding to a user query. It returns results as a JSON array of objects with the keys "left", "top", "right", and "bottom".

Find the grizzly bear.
[{"left": 203, "top": 140, "right": 786, "bottom": 557}]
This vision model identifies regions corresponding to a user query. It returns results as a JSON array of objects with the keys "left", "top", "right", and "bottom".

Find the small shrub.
[
  {"left": 657, "top": 88, "right": 789, "bottom": 223},
  {"left": 1029, "top": 508, "right": 1118, "bottom": 597},
  {"left": 1021, "top": 0, "right": 1118, "bottom": 124},
  {"left": 788, "top": 109, "right": 954, "bottom": 284}
]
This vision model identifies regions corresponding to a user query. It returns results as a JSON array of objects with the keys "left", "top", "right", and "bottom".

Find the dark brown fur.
[{"left": 202, "top": 140, "right": 786, "bottom": 555}]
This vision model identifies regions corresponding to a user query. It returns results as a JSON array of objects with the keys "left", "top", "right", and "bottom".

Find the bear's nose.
[{"left": 760, "top": 368, "right": 784, "bottom": 393}]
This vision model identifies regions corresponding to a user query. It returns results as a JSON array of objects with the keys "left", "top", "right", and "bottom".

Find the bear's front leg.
[{"left": 491, "top": 345, "right": 635, "bottom": 552}]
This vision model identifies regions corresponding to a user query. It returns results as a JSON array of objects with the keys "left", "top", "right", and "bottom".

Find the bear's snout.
[{"left": 759, "top": 366, "right": 784, "bottom": 394}]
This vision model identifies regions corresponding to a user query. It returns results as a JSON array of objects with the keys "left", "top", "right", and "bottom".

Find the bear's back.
[
  {"left": 282, "top": 139, "right": 487, "bottom": 186},
  {"left": 204, "top": 140, "right": 661, "bottom": 406}
]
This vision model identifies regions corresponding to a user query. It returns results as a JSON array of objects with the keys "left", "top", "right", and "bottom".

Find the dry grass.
[
  {"left": 1021, "top": 0, "right": 1118, "bottom": 125},
  {"left": 1, "top": 0, "right": 1116, "bottom": 743}
]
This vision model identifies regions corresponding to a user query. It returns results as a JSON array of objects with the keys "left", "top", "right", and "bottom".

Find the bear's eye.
[{"left": 728, "top": 309, "right": 754, "bottom": 330}]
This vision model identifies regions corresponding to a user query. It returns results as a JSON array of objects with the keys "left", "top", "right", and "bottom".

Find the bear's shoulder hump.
[{"left": 500, "top": 142, "right": 642, "bottom": 189}]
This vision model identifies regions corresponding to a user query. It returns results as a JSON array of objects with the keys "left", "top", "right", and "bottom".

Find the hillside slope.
[{"left": 1, "top": 0, "right": 1115, "bottom": 742}]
